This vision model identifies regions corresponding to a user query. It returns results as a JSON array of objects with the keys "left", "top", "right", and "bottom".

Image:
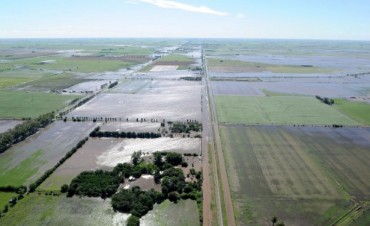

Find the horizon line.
[{"left": 0, "top": 37, "right": 369, "bottom": 42}]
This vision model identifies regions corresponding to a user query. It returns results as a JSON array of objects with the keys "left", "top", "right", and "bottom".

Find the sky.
[{"left": 0, "top": 0, "right": 370, "bottom": 40}]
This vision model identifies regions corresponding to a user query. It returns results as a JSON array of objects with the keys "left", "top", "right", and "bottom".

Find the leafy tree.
[
  {"left": 61, "top": 184, "right": 69, "bottom": 193},
  {"left": 127, "top": 215, "right": 140, "bottom": 226},
  {"left": 132, "top": 151, "right": 142, "bottom": 166},
  {"left": 165, "top": 152, "right": 183, "bottom": 166},
  {"left": 272, "top": 216, "right": 277, "bottom": 226}
]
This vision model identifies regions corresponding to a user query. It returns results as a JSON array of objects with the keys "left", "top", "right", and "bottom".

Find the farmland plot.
[
  {"left": 220, "top": 125, "right": 370, "bottom": 225},
  {"left": 69, "top": 92, "right": 201, "bottom": 121},
  {"left": 111, "top": 80, "right": 201, "bottom": 96},
  {"left": 0, "top": 91, "right": 80, "bottom": 119},
  {"left": 0, "top": 120, "right": 22, "bottom": 133},
  {"left": 141, "top": 199, "right": 200, "bottom": 226},
  {"left": 40, "top": 137, "right": 201, "bottom": 190},
  {"left": 100, "top": 122, "right": 161, "bottom": 133},
  {"left": 0, "top": 194, "right": 128, "bottom": 226},
  {"left": 0, "top": 122, "right": 96, "bottom": 186},
  {"left": 215, "top": 95, "right": 358, "bottom": 125}
]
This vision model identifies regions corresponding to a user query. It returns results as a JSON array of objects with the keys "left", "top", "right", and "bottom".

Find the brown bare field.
[{"left": 220, "top": 125, "right": 370, "bottom": 226}]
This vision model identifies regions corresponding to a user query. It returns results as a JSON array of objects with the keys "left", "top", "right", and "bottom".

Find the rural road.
[{"left": 202, "top": 48, "right": 236, "bottom": 226}]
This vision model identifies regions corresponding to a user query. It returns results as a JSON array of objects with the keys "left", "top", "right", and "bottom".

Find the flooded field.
[
  {"left": 0, "top": 194, "right": 128, "bottom": 226},
  {"left": 141, "top": 199, "right": 200, "bottom": 226},
  {"left": 212, "top": 78, "right": 370, "bottom": 98},
  {"left": 69, "top": 92, "right": 201, "bottom": 121},
  {"left": 0, "top": 120, "right": 22, "bottom": 133},
  {"left": 64, "top": 80, "right": 113, "bottom": 93},
  {"left": 0, "top": 121, "right": 96, "bottom": 186},
  {"left": 100, "top": 122, "right": 161, "bottom": 133},
  {"left": 40, "top": 137, "right": 201, "bottom": 190}
]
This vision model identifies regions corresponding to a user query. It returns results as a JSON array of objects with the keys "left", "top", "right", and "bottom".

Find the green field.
[
  {"left": 207, "top": 58, "right": 330, "bottom": 74},
  {"left": 15, "top": 73, "right": 87, "bottom": 91},
  {"left": 215, "top": 95, "right": 358, "bottom": 125},
  {"left": 0, "top": 91, "right": 80, "bottom": 118},
  {"left": 13, "top": 56, "right": 135, "bottom": 73},
  {"left": 0, "top": 192, "right": 17, "bottom": 210},
  {"left": 0, "top": 194, "right": 121, "bottom": 226},
  {"left": 0, "top": 77, "right": 34, "bottom": 88},
  {"left": 220, "top": 125, "right": 370, "bottom": 226},
  {"left": 334, "top": 99, "right": 370, "bottom": 125},
  {"left": 0, "top": 149, "right": 46, "bottom": 186}
]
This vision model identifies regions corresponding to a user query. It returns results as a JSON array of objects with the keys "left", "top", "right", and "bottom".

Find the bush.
[
  {"left": 165, "top": 152, "right": 183, "bottom": 166},
  {"left": 61, "top": 184, "right": 69, "bottom": 193},
  {"left": 127, "top": 215, "right": 140, "bottom": 226},
  {"left": 181, "top": 161, "right": 188, "bottom": 167}
]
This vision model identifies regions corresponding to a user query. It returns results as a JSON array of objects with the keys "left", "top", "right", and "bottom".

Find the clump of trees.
[
  {"left": 316, "top": 95, "right": 334, "bottom": 105},
  {"left": 0, "top": 112, "right": 54, "bottom": 154},
  {"left": 111, "top": 186, "right": 164, "bottom": 217},
  {"left": 170, "top": 121, "right": 202, "bottom": 133},
  {"left": 67, "top": 170, "right": 121, "bottom": 198},
  {"left": 89, "top": 126, "right": 161, "bottom": 139},
  {"left": 108, "top": 81, "right": 118, "bottom": 89}
]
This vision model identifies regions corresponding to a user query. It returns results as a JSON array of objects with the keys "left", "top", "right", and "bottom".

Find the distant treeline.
[
  {"left": 89, "top": 127, "right": 161, "bottom": 139},
  {"left": 316, "top": 95, "right": 334, "bottom": 105},
  {"left": 180, "top": 77, "right": 202, "bottom": 81},
  {"left": 0, "top": 112, "right": 54, "bottom": 154}
]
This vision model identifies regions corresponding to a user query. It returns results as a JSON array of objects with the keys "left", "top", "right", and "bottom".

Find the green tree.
[
  {"left": 61, "top": 184, "right": 69, "bottom": 193},
  {"left": 127, "top": 215, "right": 140, "bottom": 226},
  {"left": 131, "top": 151, "right": 142, "bottom": 166},
  {"left": 272, "top": 216, "right": 277, "bottom": 226}
]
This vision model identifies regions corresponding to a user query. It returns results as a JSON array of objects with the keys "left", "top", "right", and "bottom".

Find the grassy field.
[
  {"left": 0, "top": 192, "right": 17, "bottom": 209},
  {"left": 220, "top": 125, "right": 370, "bottom": 226},
  {"left": 13, "top": 56, "right": 135, "bottom": 73},
  {"left": 0, "top": 194, "right": 124, "bottom": 226},
  {"left": 334, "top": 99, "right": 370, "bottom": 125},
  {"left": 0, "top": 77, "right": 34, "bottom": 88},
  {"left": 0, "top": 91, "right": 80, "bottom": 118},
  {"left": 15, "top": 73, "right": 88, "bottom": 91},
  {"left": 141, "top": 199, "right": 200, "bottom": 226},
  {"left": 207, "top": 58, "right": 330, "bottom": 74},
  {"left": 215, "top": 95, "right": 358, "bottom": 125}
]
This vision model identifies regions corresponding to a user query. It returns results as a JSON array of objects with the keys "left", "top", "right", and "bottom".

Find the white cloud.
[
  {"left": 133, "top": 0, "right": 228, "bottom": 16},
  {"left": 236, "top": 13, "right": 245, "bottom": 19}
]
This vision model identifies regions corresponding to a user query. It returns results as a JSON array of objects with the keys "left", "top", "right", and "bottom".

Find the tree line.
[
  {"left": 0, "top": 112, "right": 54, "bottom": 154},
  {"left": 316, "top": 95, "right": 334, "bottom": 105},
  {"left": 89, "top": 126, "right": 161, "bottom": 139}
]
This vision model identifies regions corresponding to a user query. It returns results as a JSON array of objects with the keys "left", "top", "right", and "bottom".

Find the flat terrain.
[
  {"left": 334, "top": 99, "right": 370, "bottom": 125},
  {"left": 220, "top": 125, "right": 370, "bottom": 226},
  {"left": 0, "top": 192, "right": 17, "bottom": 209},
  {"left": 39, "top": 137, "right": 201, "bottom": 191},
  {"left": 141, "top": 199, "right": 200, "bottom": 226},
  {"left": 0, "top": 194, "right": 128, "bottom": 226},
  {"left": 207, "top": 58, "right": 330, "bottom": 74},
  {"left": 100, "top": 122, "right": 161, "bottom": 133},
  {"left": 69, "top": 92, "right": 201, "bottom": 121},
  {"left": 215, "top": 95, "right": 358, "bottom": 125},
  {"left": 0, "top": 91, "right": 80, "bottom": 118},
  {"left": 0, "top": 120, "right": 23, "bottom": 133},
  {"left": 0, "top": 122, "right": 95, "bottom": 186}
]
